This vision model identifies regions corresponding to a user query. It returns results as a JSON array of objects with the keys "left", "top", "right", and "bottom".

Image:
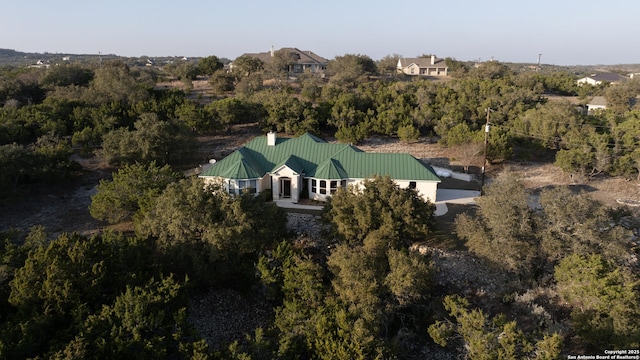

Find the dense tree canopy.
[
  {"left": 555, "top": 254, "right": 640, "bottom": 350},
  {"left": 84, "top": 61, "right": 151, "bottom": 105},
  {"left": 89, "top": 161, "right": 181, "bottom": 224},
  {"left": 538, "top": 186, "right": 632, "bottom": 265},
  {"left": 231, "top": 55, "right": 264, "bottom": 77},
  {"left": 327, "top": 54, "right": 377, "bottom": 87},
  {"left": 197, "top": 55, "right": 224, "bottom": 75},
  {"left": 6, "top": 55, "right": 634, "bottom": 176},
  {"left": 457, "top": 171, "right": 635, "bottom": 283},
  {"left": 428, "top": 295, "right": 563, "bottom": 359},
  {"left": 205, "top": 97, "right": 253, "bottom": 132},
  {"left": 40, "top": 64, "right": 94, "bottom": 88},
  {"left": 101, "top": 113, "right": 195, "bottom": 165},
  {"left": 0, "top": 70, "right": 46, "bottom": 107},
  {"left": 137, "top": 177, "right": 287, "bottom": 285},
  {"left": 376, "top": 53, "right": 401, "bottom": 77},
  {"left": 456, "top": 172, "right": 538, "bottom": 278},
  {"left": 251, "top": 88, "right": 319, "bottom": 134},
  {"left": 323, "top": 175, "right": 436, "bottom": 247},
  {"left": 1, "top": 231, "right": 178, "bottom": 359},
  {"left": 0, "top": 133, "right": 77, "bottom": 202}
]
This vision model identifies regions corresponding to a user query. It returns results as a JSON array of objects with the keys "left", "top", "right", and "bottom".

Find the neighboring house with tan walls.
[
  {"left": 230, "top": 47, "right": 328, "bottom": 74},
  {"left": 397, "top": 55, "right": 448, "bottom": 76}
]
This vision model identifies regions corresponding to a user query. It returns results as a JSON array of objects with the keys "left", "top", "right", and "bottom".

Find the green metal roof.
[
  {"left": 315, "top": 158, "right": 349, "bottom": 179},
  {"left": 219, "top": 157, "right": 263, "bottom": 179},
  {"left": 199, "top": 133, "right": 440, "bottom": 182},
  {"left": 273, "top": 155, "right": 305, "bottom": 174}
]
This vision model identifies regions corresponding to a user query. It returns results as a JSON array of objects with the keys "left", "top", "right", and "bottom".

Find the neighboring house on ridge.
[
  {"left": 585, "top": 95, "right": 640, "bottom": 114},
  {"left": 198, "top": 132, "right": 441, "bottom": 205},
  {"left": 586, "top": 96, "right": 608, "bottom": 114},
  {"left": 230, "top": 47, "right": 329, "bottom": 74},
  {"left": 397, "top": 55, "right": 448, "bottom": 76},
  {"left": 576, "top": 72, "right": 628, "bottom": 86}
]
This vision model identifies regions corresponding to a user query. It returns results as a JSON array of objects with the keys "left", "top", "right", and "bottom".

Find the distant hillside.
[
  {"left": 0, "top": 48, "right": 107, "bottom": 67},
  {"left": 0, "top": 49, "right": 24, "bottom": 57},
  {"left": 3, "top": 48, "right": 165, "bottom": 70},
  {"left": 0, "top": 48, "right": 210, "bottom": 68},
  {"left": 0, "top": 48, "right": 31, "bottom": 66}
]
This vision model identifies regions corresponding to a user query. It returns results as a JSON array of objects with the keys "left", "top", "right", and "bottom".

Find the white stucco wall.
[
  {"left": 202, "top": 175, "right": 438, "bottom": 204},
  {"left": 393, "top": 180, "right": 438, "bottom": 203},
  {"left": 403, "top": 64, "right": 419, "bottom": 75},
  {"left": 271, "top": 165, "right": 300, "bottom": 202},
  {"left": 587, "top": 104, "right": 607, "bottom": 114},
  {"left": 201, "top": 176, "right": 267, "bottom": 197},
  {"left": 308, "top": 178, "right": 350, "bottom": 201},
  {"left": 347, "top": 178, "right": 438, "bottom": 204},
  {"left": 577, "top": 77, "right": 599, "bottom": 86},
  {"left": 259, "top": 176, "right": 271, "bottom": 193}
]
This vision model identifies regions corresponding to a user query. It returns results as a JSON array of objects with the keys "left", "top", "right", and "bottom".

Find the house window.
[
  {"left": 238, "top": 179, "right": 257, "bottom": 194},
  {"left": 340, "top": 180, "right": 347, "bottom": 188},
  {"left": 409, "top": 181, "right": 416, "bottom": 189},
  {"left": 228, "top": 181, "right": 235, "bottom": 195},
  {"left": 312, "top": 179, "right": 317, "bottom": 193},
  {"left": 330, "top": 180, "right": 338, "bottom": 194},
  {"left": 319, "top": 180, "right": 326, "bottom": 194}
]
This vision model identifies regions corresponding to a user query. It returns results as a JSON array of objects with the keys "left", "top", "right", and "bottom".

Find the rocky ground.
[
  {"left": 187, "top": 287, "right": 274, "bottom": 351},
  {"left": 0, "top": 155, "right": 109, "bottom": 238}
]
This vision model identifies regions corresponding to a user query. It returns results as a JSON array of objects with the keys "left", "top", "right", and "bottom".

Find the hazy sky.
[{"left": 1, "top": 0, "right": 638, "bottom": 65}]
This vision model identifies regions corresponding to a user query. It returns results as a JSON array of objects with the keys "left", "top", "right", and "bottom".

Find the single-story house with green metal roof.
[{"left": 198, "top": 132, "right": 441, "bottom": 204}]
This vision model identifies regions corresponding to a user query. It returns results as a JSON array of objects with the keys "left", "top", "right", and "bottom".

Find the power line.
[
  {"left": 496, "top": 125, "right": 640, "bottom": 153},
  {"left": 515, "top": 117, "right": 640, "bottom": 131}
]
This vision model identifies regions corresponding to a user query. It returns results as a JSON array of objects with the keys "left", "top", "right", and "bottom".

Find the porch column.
[{"left": 272, "top": 176, "right": 280, "bottom": 200}]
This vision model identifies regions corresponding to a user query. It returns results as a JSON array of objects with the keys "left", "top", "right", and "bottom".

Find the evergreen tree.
[
  {"left": 555, "top": 254, "right": 640, "bottom": 350},
  {"left": 323, "top": 175, "right": 436, "bottom": 247},
  {"left": 89, "top": 161, "right": 180, "bottom": 224}
]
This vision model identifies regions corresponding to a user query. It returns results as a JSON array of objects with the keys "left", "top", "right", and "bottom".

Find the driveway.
[
  {"left": 435, "top": 189, "right": 481, "bottom": 216},
  {"left": 272, "top": 189, "right": 480, "bottom": 217}
]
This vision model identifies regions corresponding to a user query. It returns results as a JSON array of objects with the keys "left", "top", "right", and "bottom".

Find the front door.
[{"left": 281, "top": 178, "right": 291, "bottom": 198}]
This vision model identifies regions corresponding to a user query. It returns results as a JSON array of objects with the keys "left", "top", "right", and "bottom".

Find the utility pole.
[{"left": 481, "top": 108, "right": 491, "bottom": 192}]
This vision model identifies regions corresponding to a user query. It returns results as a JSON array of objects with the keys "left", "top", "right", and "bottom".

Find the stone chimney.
[
  {"left": 431, "top": 55, "right": 436, "bottom": 65},
  {"left": 267, "top": 131, "right": 276, "bottom": 146}
]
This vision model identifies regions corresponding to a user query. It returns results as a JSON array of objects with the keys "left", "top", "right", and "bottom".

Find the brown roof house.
[
  {"left": 397, "top": 55, "right": 448, "bottom": 76},
  {"left": 231, "top": 46, "right": 329, "bottom": 74}
]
